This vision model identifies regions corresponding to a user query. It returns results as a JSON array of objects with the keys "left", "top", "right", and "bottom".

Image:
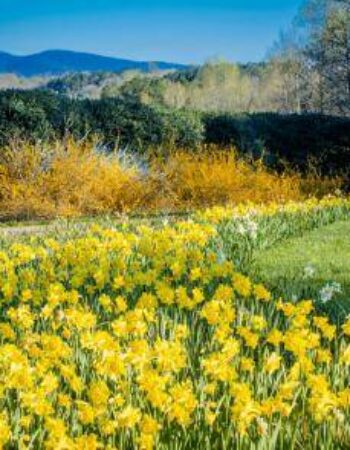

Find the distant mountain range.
[{"left": 0, "top": 50, "right": 188, "bottom": 77}]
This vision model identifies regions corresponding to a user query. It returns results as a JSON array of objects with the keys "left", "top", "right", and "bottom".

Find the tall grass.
[{"left": 0, "top": 140, "right": 343, "bottom": 220}]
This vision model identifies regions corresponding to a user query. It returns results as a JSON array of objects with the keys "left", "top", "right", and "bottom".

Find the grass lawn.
[{"left": 250, "top": 220, "right": 350, "bottom": 321}]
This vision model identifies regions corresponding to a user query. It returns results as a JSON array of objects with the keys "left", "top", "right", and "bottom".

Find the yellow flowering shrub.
[
  {"left": 0, "top": 141, "right": 344, "bottom": 220},
  {"left": 0, "top": 140, "right": 144, "bottom": 220}
]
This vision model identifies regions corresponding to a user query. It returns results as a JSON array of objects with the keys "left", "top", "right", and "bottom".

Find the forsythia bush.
[
  {"left": 148, "top": 152, "right": 303, "bottom": 209},
  {"left": 0, "top": 141, "right": 144, "bottom": 220},
  {"left": 0, "top": 200, "right": 349, "bottom": 448},
  {"left": 0, "top": 141, "right": 343, "bottom": 220}
]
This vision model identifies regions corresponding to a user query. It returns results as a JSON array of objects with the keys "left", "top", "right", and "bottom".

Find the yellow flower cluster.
[
  {"left": 0, "top": 206, "right": 349, "bottom": 448},
  {"left": 198, "top": 195, "right": 350, "bottom": 224}
]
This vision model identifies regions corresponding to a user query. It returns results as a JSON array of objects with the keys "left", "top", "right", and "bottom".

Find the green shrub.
[{"left": 204, "top": 113, "right": 350, "bottom": 174}]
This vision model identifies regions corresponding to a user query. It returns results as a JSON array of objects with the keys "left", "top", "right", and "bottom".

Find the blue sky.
[{"left": 0, "top": 0, "right": 302, "bottom": 63}]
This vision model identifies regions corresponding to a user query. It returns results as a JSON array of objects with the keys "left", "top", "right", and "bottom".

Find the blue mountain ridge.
[{"left": 0, "top": 50, "right": 188, "bottom": 76}]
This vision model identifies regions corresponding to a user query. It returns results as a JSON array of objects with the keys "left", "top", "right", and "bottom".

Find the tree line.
[
  {"left": 1, "top": 0, "right": 347, "bottom": 117},
  {"left": 0, "top": 0, "right": 348, "bottom": 119},
  {"left": 0, "top": 89, "right": 349, "bottom": 174}
]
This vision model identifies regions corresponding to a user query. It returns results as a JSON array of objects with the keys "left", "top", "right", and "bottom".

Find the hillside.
[{"left": 0, "top": 50, "right": 188, "bottom": 76}]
